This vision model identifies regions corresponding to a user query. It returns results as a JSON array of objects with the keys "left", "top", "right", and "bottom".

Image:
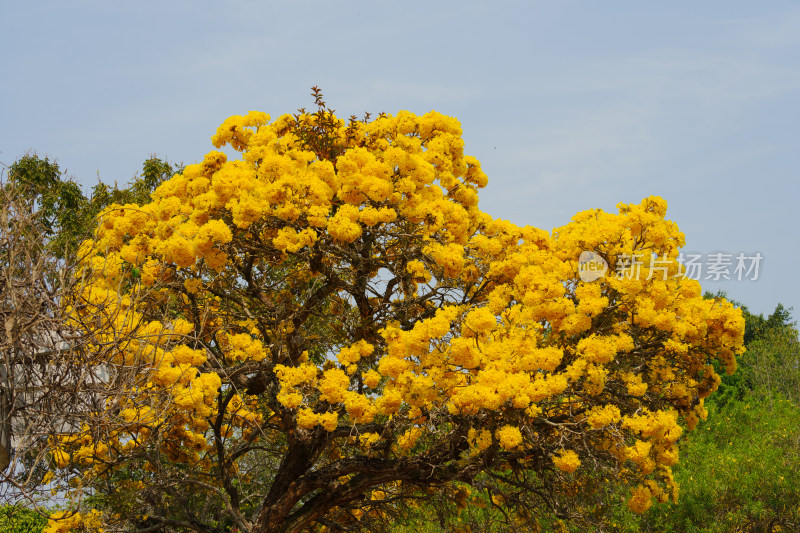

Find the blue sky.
[{"left": 2, "top": 1, "right": 798, "bottom": 321}]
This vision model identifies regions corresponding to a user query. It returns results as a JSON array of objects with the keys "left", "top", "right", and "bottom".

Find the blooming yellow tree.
[{"left": 46, "top": 91, "right": 744, "bottom": 532}]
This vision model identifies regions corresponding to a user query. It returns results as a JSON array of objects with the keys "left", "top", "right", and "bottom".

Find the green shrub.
[
  {"left": 0, "top": 506, "right": 47, "bottom": 533},
  {"left": 605, "top": 395, "right": 800, "bottom": 532}
]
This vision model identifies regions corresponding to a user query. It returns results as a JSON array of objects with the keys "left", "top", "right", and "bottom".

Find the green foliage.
[
  {"left": 604, "top": 394, "right": 800, "bottom": 532},
  {"left": 4, "top": 153, "right": 179, "bottom": 261},
  {"left": 7, "top": 154, "right": 88, "bottom": 259},
  {"left": 741, "top": 303, "right": 795, "bottom": 346},
  {"left": 740, "top": 326, "right": 800, "bottom": 406},
  {"left": 0, "top": 506, "right": 47, "bottom": 533},
  {"left": 703, "top": 291, "right": 797, "bottom": 407}
]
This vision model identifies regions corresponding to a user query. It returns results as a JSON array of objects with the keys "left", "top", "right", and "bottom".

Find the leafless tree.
[{"left": 0, "top": 181, "right": 104, "bottom": 508}]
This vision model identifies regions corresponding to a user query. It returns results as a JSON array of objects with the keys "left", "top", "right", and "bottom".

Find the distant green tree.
[
  {"left": 6, "top": 154, "right": 88, "bottom": 259},
  {"left": 745, "top": 326, "right": 800, "bottom": 406},
  {"left": 703, "top": 291, "right": 797, "bottom": 406},
  {"left": 741, "top": 303, "right": 795, "bottom": 345},
  {"left": 4, "top": 154, "right": 179, "bottom": 260},
  {"left": 87, "top": 156, "right": 178, "bottom": 219}
]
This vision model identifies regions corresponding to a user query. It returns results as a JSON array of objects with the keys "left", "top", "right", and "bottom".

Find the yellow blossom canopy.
[{"left": 51, "top": 99, "right": 744, "bottom": 532}]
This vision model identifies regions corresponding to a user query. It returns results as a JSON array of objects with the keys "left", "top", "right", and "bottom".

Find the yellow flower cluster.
[
  {"left": 173, "top": 372, "right": 222, "bottom": 418},
  {"left": 44, "top": 509, "right": 103, "bottom": 533},
  {"left": 553, "top": 450, "right": 581, "bottom": 473},
  {"left": 398, "top": 427, "right": 424, "bottom": 451},
  {"left": 336, "top": 340, "right": 374, "bottom": 367},
  {"left": 586, "top": 405, "right": 622, "bottom": 429},
  {"left": 627, "top": 484, "right": 654, "bottom": 513},
  {"left": 468, "top": 428, "right": 493, "bottom": 455},
  {"left": 495, "top": 425, "right": 523, "bottom": 450}
]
